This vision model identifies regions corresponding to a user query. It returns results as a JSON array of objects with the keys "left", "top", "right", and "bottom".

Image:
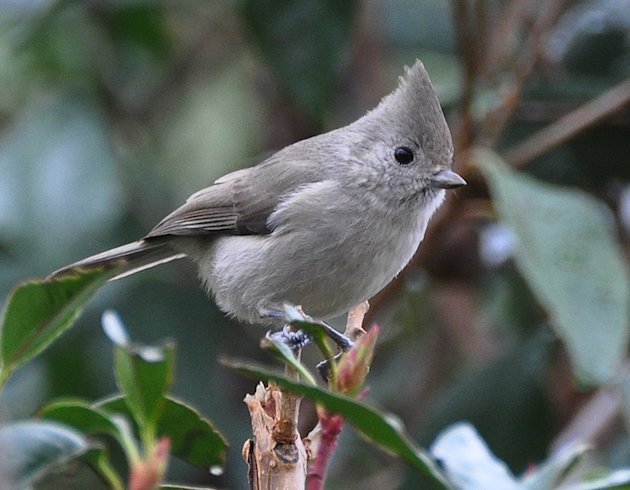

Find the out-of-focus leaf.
[
  {"left": 241, "top": 0, "right": 356, "bottom": 120},
  {"left": 563, "top": 469, "right": 630, "bottom": 490},
  {"left": 521, "top": 444, "right": 589, "bottom": 490},
  {"left": 430, "top": 422, "right": 519, "bottom": 490},
  {"left": 39, "top": 398, "right": 122, "bottom": 443},
  {"left": 222, "top": 358, "right": 450, "bottom": 489},
  {"left": 549, "top": 0, "right": 630, "bottom": 76},
  {"left": 0, "top": 268, "right": 118, "bottom": 387},
  {"left": 82, "top": 447, "right": 125, "bottom": 490},
  {"left": 477, "top": 149, "right": 630, "bottom": 385},
  {"left": 98, "top": 395, "right": 227, "bottom": 469},
  {"left": 0, "top": 420, "right": 89, "bottom": 489},
  {"left": 28, "top": 451, "right": 115, "bottom": 490},
  {"left": 106, "top": 5, "right": 171, "bottom": 58},
  {"left": 39, "top": 399, "right": 126, "bottom": 489}
]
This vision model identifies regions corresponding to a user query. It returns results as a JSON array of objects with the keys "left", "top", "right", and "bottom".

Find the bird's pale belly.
[{"left": 198, "top": 211, "right": 429, "bottom": 324}]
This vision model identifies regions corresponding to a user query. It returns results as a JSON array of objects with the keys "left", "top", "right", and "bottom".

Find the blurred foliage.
[{"left": 0, "top": 0, "right": 629, "bottom": 488}]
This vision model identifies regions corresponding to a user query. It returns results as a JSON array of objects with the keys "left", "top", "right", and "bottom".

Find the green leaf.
[
  {"left": 154, "top": 396, "right": 227, "bottom": 469},
  {"left": 82, "top": 447, "right": 125, "bottom": 490},
  {"left": 39, "top": 398, "right": 122, "bottom": 443},
  {"left": 39, "top": 399, "right": 126, "bottom": 489},
  {"left": 98, "top": 395, "right": 227, "bottom": 469},
  {"left": 222, "top": 358, "right": 449, "bottom": 489},
  {"left": 0, "top": 420, "right": 89, "bottom": 488},
  {"left": 430, "top": 422, "right": 519, "bottom": 489},
  {"left": 0, "top": 268, "right": 118, "bottom": 388},
  {"left": 260, "top": 332, "right": 317, "bottom": 385},
  {"left": 477, "top": 149, "right": 630, "bottom": 385},
  {"left": 107, "top": 322, "right": 175, "bottom": 438},
  {"left": 241, "top": 0, "right": 356, "bottom": 120}
]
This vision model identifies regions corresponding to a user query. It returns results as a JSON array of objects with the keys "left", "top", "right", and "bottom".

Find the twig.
[
  {"left": 549, "top": 361, "right": 630, "bottom": 458},
  {"left": 304, "top": 303, "right": 370, "bottom": 489},
  {"left": 481, "top": 0, "right": 530, "bottom": 78},
  {"left": 345, "top": 301, "right": 369, "bottom": 341},
  {"left": 481, "top": 0, "right": 569, "bottom": 147},
  {"left": 305, "top": 413, "right": 343, "bottom": 490},
  {"left": 505, "top": 78, "right": 630, "bottom": 167},
  {"left": 450, "top": 0, "right": 479, "bottom": 152},
  {"left": 550, "top": 386, "right": 620, "bottom": 457}
]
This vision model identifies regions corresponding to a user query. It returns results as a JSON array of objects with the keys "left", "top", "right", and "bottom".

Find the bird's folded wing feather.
[{"left": 144, "top": 149, "right": 326, "bottom": 239}]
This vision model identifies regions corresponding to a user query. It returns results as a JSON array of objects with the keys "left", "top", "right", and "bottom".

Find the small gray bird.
[{"left": 52, "top": 60, "right": 465, "bottom": 327}]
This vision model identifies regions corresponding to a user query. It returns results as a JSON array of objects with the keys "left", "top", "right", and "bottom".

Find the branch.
[
  {"left": 450, "top": 0, "right": 479, "bottom": 152},
  {"left": 243, "top": 383, "right": 307, "bottom": 490},
  {"left": 481, "top": 0, "right": 530, "bottom": 78},
  {"left": 480, "top": 0, "right": 569, "bottom": 147},
  {"left": 505, "top": 78, "right": 630, "bottom": 167},
  {"left": 304, "top": 303, "right": 371, "bottom": 490}
]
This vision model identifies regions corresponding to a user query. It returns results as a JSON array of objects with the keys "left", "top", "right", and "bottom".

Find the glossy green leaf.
[
  {"left": 222, "top": 358, "right": 450, "bottom": 488},
  {"left": 0, "top": 268, "right": 118, "bottom": 387},
  {"left": 39, "top": 398, "right": 122, "bottom": 443},
  {"left": 153, "top": 396, "right": 227, "bottom": 469},
  {"left": 82, "top": 447, "right": 125, "bottom": 490},
  {"left": 477, "top": 149, "right": 630, "bottom": 385},
  {"left": 39, "top": 399, "right": 126, "bottom": 489},
  {"left": 0, "top": 420, "right": 89, "bottom": 488},
  {"left": 111, "top": 334, "right": 175, "bottom": 436},
  {"left": 260, "top": 332, "right": 317, "bottom": 385},
  {"left": 241, "top": 0, "right": 356, "bottom": 120},
  {"left": 98, "top": 395, "right": 227, "bottom": 469}
]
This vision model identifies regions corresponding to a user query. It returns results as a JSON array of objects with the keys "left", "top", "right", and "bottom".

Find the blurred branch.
[
  {"left": 368, "top": 0, "right": 571, "bottom": 323},
  {"left": 505, "top": 78, "right": 630, "bottom": 167},
  {"left": 550, "top": 385, "right": 621, "bottom": 457},
  {"left": 481, "top": 0, "right": 529, "bottom": 78},
  {"left": 450, "top": 0, "right": 479, "bottom": 152},
  {"left": 480, "top": 0, "right": 569, "bottom": 147}
]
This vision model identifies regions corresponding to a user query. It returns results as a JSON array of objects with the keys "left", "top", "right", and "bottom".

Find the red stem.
[{"left": 305, "top": 413, "right": 344, "bottom": 490}]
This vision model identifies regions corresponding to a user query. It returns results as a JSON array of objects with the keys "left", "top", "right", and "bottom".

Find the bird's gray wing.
[{"left": 144, "top": 148, "right": 326, "bottom": 239}]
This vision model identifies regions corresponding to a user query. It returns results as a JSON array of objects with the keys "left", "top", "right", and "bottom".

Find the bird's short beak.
[{"left": 429, "top": 169, "right": 467, "bottom": 189}]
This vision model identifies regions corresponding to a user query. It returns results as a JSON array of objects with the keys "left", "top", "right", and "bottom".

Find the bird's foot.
[
  {"left": 259, "top": 304, "right": 355, "bottom": 353},
  {"left": 269, "top": 324, "right": 311, "bottom": 352}
]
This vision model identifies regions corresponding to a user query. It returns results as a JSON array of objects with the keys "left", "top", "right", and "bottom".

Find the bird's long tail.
[{"left": 49, "top": 240, "right": 186, "bottom": 280}]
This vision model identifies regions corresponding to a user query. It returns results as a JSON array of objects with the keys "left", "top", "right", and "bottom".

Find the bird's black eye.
[{"left": 394, "top": 146, "right": 414, "bottom": 165}]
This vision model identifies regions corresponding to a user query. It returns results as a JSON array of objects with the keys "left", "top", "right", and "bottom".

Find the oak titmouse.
[{"left": 52, "top": 60, "right": 465, "bottom": 325}]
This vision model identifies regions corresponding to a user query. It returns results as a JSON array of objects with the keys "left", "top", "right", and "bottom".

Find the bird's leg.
[
  {"left": 316, "top": 301, "right": 370, "bottom": 381},
  {"left": 318, "top": 320, "right": 354, "bottom": 351},
  {"left": 260, "top": 305, "right": 355, "bottom": 352}
]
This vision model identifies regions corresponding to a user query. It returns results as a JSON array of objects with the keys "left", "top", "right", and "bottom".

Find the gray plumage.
[{"left": 51, "top": 60, "right": 465, "bottom": 324}]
